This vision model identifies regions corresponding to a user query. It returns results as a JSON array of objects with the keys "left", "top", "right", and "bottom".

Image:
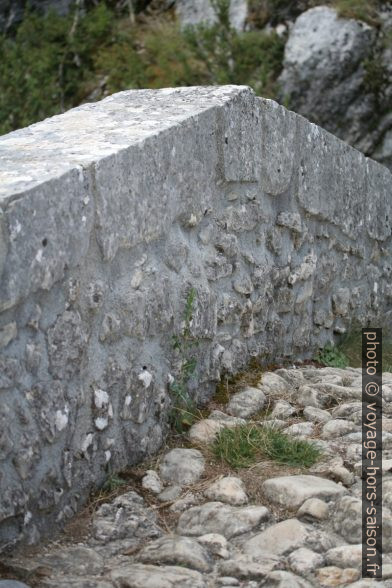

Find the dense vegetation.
[
  {"left": 0, "top": 0, "right": 285, "bottom": 134},
  {"left": 0, "top": 0, "right": 385, "bottom": 135}
]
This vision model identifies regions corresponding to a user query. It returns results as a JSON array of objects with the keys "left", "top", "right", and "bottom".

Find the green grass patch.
[{"left": 212, "top": 424, "right": 322, "bottom": 469}]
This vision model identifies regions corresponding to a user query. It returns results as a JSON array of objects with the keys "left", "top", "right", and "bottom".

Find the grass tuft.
[{"left": 212, "top": 424, "right": 322, "bottom": 469}]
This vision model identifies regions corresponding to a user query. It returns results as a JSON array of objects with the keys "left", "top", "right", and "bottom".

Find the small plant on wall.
[{"left": 169, "top": 287, "right": 202, "bottom": 433}]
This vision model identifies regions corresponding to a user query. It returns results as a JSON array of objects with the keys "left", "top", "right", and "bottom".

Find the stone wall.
[{"left": 0, "top": 85, "right": 391, "bottom": 550}]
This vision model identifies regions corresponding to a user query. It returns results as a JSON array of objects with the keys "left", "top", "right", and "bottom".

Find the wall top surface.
[{"left": 0, "top": 85, "right": 254, "bottom": 202}]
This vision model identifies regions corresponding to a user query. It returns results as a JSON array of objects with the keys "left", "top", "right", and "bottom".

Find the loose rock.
[
  {"left": 177, "top": 502, "right": 269, "bottom": 538},
  {"left": 204, "top": 476, "right": 248, "bottom": 505},
  {"left": 159, "top": 448, "right": 205, "bottom": 486},
  {"left": 137, "top": 535, "right": 213, "bottom": 572},
  {"left": 226, "top": 387, "right": 266, "bottom": 418},
  {"left": 263, "top": 475, "right": 347, "bottom": 509}
]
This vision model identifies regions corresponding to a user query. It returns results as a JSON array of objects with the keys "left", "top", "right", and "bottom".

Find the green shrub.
[
  {"left": 0, "top": 3, "right": 116, "bottom": 134},
  {"left": 316, "top": 344, "right": 349, "bottom": 368}
]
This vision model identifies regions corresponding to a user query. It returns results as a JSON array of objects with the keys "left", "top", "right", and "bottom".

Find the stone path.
[{"left": 2, "top": 365, "right": 392, "bottom": 587}]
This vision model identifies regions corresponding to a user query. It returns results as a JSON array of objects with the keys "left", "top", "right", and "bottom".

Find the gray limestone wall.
[{"left": 0, "top": 85, "right": 391, "bottom": 550}]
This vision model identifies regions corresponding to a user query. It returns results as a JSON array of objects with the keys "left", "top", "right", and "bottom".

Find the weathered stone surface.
[
  {"left": 204, "top": 476, "right": 248, "bottom": 505},
  {"left": 263, "top": 475, "right": 347, "bottom": 509},
  {"left": 142, "top": 470, "right": 163, "bottom": 494},
  {"left": 303, "top": 406, "right": 331, "bottom": 423},
  {"left": 283, "top": 422, "right": 314, "bottom": 438},
  {"left": 110, "top": 563, "right": 206, "bottom": 588},
  {"left": 325, "top": 544, "right": 362, "bottom": 569},
  {"left": 297, "top": 498, "right": 329, "bottom": 522},
  {"left": 279, "top": 6, "right": 392, "bottom": 170},
  {"left": 321, "top": 419, "right": 358, "bottom": 439},
  {"left": 243, "top": 519, "right": 333, "bottom": 558},
  {"left": 259, "top": 373, "right": 290, "bottom": 396},
  {"left": 0, "top": 84, "right": 391, "bottom": 549},
  {"left": 177, "top": 502, "right": 269, "bottom": 538},
  {"left": 92, "top": 491, "right": 162, "bottom": 544},
  {"left": 226, "top": 387, "right": 266, "bottom": 418},
  {"left": 219, "top": 553, "right": 280, "bottom": 579},
  {"left": 189, "top": 419, "right": 223, "bottom": 444},
  {"left": 287, "top": 547, "right": 324, "bottom": 574},
  {"left": 159, "top": 448, "right": 205, "bottom": 486},
  {"left": 137, "top": 536, "right": 213, "bottom": 572},
  {"left": 270, "top": 400, "right": 295, "bottom": 420}
]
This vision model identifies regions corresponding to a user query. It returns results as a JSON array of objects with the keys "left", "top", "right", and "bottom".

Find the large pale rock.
[
  {"left": 288, "top": 547, "right": 324, "bottom": 574},
  {"left": 325, "top": 544, "right": 362, "bottom": 569},
  {"left": 189, "top": 419, "right": 223, "bottom": 444},
  {"left": 321, "top": 419, "right": 358, "bottom": 439},
  {"left": 219, "top": 553, "right": 280, "bottom": 579},
  {"left": 110, "top": 563, "right": 206, "bottom": 588},
  {"left": 159, "top": 448, "right": 205, "bottom": 485},
  {"left": 243, "top": 518, "right": 334, "bottom": 558},
  {"left": 177, "top": 501, "right": 269, "bottom": 538},
  {"left": 226, "top": 387, "right": 266, "bottom": 418},
  {"left": 263, "top": 475, "right": 347, "bottom": 509},
  {"left": 283, "top": 422, "right": 314, "bottom": 437},
  {"left": 259, "top": 372, "right": 290, "bottom": 396},
  {"left": 332, "top": 496, "right": 392, "bottom": 550},
  {"left": 204, "top": 476, "right": 248, "bottom": 505},
  {"left": 331, "top": 402, "right": 362, "bottom": 420},
  {"left": 137, "top": 536, "right": 213, "bottom": 572},
  {"left": 303, "top": 406, "right": 331, "bottom": 423},
  {"left": 278, "top": 6, "right": 382, "bottom": 162},
  {"left": 297, "top": 498, "right": 329, "bottom": 522}
]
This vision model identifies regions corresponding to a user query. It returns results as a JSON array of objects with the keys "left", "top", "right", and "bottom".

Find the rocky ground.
[{"left": 2, "top": 365, "right": 392, "bottom": 587}]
